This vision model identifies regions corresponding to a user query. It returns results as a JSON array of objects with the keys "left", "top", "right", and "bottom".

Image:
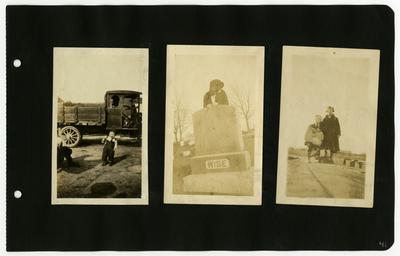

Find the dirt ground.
[
  {"left": 286, "top": 156, "right": 365, "bottom": 199},
  {"left": 57, "top": 136, "right": 142, "bottom": 198}
]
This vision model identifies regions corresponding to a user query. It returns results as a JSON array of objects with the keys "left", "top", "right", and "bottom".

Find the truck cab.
[{"left": 105, "top": 90, "right": 142, "bottom": 132}]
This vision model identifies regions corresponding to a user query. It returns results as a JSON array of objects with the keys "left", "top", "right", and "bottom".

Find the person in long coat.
[
  {"left": 321, "top": 106, "right": 341, "bottom": 161},
  {"left": 203, "top": 79, "right": 229, "bottom": 108}
]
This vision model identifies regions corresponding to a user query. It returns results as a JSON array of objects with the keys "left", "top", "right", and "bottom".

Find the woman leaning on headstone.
[{"left": 203, "top": 79, "right": 229, "bottom": 108}]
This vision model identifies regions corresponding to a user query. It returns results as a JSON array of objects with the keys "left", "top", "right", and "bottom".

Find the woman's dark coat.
[
  {"left": 321, "top": 114, "right": 341, "bottom": 153},
  {"left": 203, "top": 90, "right": 229, "bottom": 108}
]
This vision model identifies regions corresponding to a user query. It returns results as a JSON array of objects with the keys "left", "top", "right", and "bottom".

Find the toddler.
[{"left": 101, "top": 131, "right": 118, "bottom": 166}]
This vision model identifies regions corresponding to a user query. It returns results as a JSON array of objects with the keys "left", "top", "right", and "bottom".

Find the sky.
[
  {"left": 281, "top": 54, "right": 376, "bottom": 154},
  {"left": 170, "top": 53, "right": 258, "bottom": 137},
  {"left": 53, "top": 48, "right": 148, "bottom": 103}
]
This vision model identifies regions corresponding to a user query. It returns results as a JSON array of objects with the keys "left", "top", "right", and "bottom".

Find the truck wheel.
[{"left": 61, "top": 126, "right": 81, "bottom": 147}]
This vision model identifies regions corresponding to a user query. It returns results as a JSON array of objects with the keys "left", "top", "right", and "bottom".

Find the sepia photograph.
[
  {"left": 164, "top": 45, "right": 264, "bottom": 205},
  {"left": 52, "top": 48, "right": 148, "bottom": 205},
  {"left": 276, "top": 46, "right": 380, "bottom": 208}
]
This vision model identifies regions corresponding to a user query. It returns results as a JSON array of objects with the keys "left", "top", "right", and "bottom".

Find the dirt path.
[
  {"left": 57, "top": 139, "right": 142, "bottom": 198},
  {"left": 286, "top": 157, "right": 365, "bottom": 199}
]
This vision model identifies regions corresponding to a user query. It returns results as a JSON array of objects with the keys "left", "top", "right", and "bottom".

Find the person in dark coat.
[
  {"left": 320, "top": 106, "right": 341, "bottom": 162},
  {"left": 203, "top": 79, "right": 229, "bottom": 108}
]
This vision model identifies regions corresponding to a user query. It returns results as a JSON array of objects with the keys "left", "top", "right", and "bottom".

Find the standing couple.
[{"left": 304, "top": 106, "right": 341, "bottom": 163}]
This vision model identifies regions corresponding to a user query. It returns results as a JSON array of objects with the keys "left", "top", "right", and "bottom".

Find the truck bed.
[{"left": 58, "top": 102, "right": 105, "bottom": 125}]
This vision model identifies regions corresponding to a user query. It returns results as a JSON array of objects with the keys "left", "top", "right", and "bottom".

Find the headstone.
[
  {"left": 183, "top": 171, "right": 253, "bottom": 196},
  {"left": 190, "top": 151, "right": 250, "bottom": 174},
  {"left": 183, "top": 105, "right": 252, "bottom": 195},
  {"left": 192, "top": 105, "right": 244, "bottom": 155}
]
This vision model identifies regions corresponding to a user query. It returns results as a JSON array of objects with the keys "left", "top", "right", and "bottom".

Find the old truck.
[{"left": 57, "top": 90, "right": 142, "bottom": 147}]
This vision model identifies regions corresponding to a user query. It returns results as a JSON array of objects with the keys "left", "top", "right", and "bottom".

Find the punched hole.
[
  {"left": 14, "top": 190, "right": 22, "bottom": 199},
  {"left": 13, "top": 59, "right": 22, "bottom": 68}
]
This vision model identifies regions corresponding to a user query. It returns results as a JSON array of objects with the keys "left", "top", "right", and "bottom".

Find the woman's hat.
[
  {"left": 326, "top": 106, "right": 335, "bottom": 112},
  {"left": 210, "top": 79, "right": 224, "bottom": 90}
]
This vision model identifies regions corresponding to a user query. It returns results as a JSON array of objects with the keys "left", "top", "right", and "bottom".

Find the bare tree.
[
  {"left": 230, "top": 86, "right": 254, "bottom": 131},
  {"left": 173, "top": 97, "right": 190, "bottom": 144}
]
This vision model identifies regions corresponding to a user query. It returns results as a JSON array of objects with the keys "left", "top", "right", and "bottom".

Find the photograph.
[
  {"left": 52, "top": 47, "right": 148, "bottom": 205},
  {"left": 164, "top": 45, "right": 264, "bottom": 205},
  {"left": 276, "top": 46, "right": 380, "bottom": 208}
]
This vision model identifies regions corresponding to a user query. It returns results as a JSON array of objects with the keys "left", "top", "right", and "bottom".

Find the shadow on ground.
[{"left": 57, "top": 141, "right": 142, "bottom": 199}]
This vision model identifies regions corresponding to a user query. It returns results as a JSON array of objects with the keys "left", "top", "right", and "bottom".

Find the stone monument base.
[
  {"left": 190, "top": 151, "right": 250, "bottom": 174},
  {"left": 182, "top": 170, "right": 254, "bottom": 196}
]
